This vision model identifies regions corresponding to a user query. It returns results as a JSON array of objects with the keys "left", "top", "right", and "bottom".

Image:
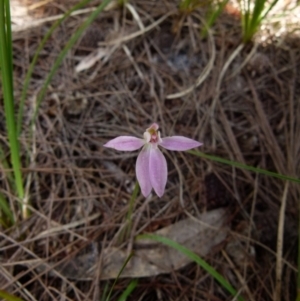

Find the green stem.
[
  {"left": 189, "top": 150, "right": 300, "bottom": 184},
  {"left": 0, "top": 1, "right": 25, "bottom": 216},
  {"left": 118, "top": 182, "right": 139, "bottom": 244},
  {"left": 106, "top": 253, "right": 134, "bottom": 301}
]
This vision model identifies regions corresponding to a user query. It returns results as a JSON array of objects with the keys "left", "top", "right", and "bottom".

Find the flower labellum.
[{"left": 104, "top": 123, "right": 202, "bottom": 197}]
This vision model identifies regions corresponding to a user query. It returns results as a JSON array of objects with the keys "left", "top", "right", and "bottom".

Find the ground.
[{"left": 0, "top": 0, "right": 300, "bottom": 300}]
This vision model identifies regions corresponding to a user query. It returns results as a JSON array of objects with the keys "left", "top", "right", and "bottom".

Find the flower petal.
[
  {"left": 149, "top": 147, "right": 167, "bottom": 197},
  {"left": 104, "top": 136, "right": 145, "bottom": 151},
  {"left": 160, "top": 136, "right": 202, "bottom": 151},
  {"left": 136, "top": 146, "right": 152, "bottom": 197}
]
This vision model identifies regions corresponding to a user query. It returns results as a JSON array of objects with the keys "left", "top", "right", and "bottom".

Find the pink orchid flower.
[{"left": 104, "top": 123, "right": 202, "bottom": 198}]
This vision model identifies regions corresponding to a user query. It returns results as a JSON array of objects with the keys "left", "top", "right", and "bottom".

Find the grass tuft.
[{"left": 240, "top": 0, "right": 279, "bottom": 42}]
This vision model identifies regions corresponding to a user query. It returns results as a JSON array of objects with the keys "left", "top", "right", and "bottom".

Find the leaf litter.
[
  {"left": 1, "top": 0, "right": 300, "bottom": 300},
  {"left": 23, "top": 208, "right": 227, "bottom": 280}
]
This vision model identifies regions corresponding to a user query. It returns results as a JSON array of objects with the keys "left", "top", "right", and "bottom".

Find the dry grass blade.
[
  {"left": 166, "top": 14, "right": 216, "bottom": 99},
  {"left": 99, "top": 11, "right": 176, "bottom": 46},
  {"left": 12, "top": 7, "right": 97, "bottom": 32},
  {"left": 274, "top": 182, "right": 289, "bottom": 301},
  {"left": 125, "top": 3, "right": 145, "bottom": 31},
  {"left": 210, "top": 44, "right": 244, "bottom": 116},
  {"left": 222, "top": 250, "right": 255, "bottom": 301}
]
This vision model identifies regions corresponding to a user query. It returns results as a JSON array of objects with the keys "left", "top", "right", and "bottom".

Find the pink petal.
[
  {"left": 149, "top": 147, "right": 167, "bottom": 198},
  {"left": 159, "top": 136, "right": 202, "bottom": 151},
  {"left": 136, "top": 146, "right": 152, "bottom": 197},
  {"left": 104, "top": 136, "right": 145, "bottom": 151}
]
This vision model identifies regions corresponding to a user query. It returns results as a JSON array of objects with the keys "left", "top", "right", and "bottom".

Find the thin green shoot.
[
  {"left": 0, "top": 146, "right": 16, "bottom": 189},
  {"left": 100, "top": 283, "right": 110, "bottom": 301},
  {"left": 118, "top": 182, "right": 139, "bottom": 243},
  {"left": 188, "top": 150, "right": 300, "bottom": 184},
  {"left": 18, "top": 0, "right": 94, "bottom": 136},
  {"left": 179, "top": 0, "right": 195, "bottom": 11},
  {"left": 118, "top": 0, "right": 129, "bottom": 6},
  {"left": 137, "top": 234, "right": 245, "bottom": 301},
  {"left": 201, "top": 0, "right": 229, "bottom": 38},
  {"left": 4, "top": 0, "right": 13, "bottom": 91},
  {"left": 106, "top": 253, "right": 134, "bottom": 301},
  {"left": 179, "top": 0, "right": 210, "bottom": 13},
  {"left": 0, "top": 0, "right": 25, "bottom": 217},
  {"left": 239, "top": 0, "right": 279, "bottom": 43},
  {"left": 0, "top": 145, "right": 16, "bottom": 225},
  {"left": 31, "top": 0, "right": 112, "bottom": 130},
  {"left": 117, "top": 279, "right": 138, "bottom": 301},
  {"left": 0, "top": 192, "right": 14, "bottom": 226},
  {"left": 0, "top": 290, "right": 24, "bottom": 301}
]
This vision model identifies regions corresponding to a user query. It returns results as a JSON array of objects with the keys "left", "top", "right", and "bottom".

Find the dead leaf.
[{"left": 31, "top": 208, "right": 228, "bottom": 280}]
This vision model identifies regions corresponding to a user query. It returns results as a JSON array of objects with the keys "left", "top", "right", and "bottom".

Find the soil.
[{"left": 1, "top": 0, "right": 300, "bottom": 300}]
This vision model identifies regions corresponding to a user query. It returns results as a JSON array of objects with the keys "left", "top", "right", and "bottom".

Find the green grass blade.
[
  {"left": 4, "top": 0, "right": 13, "bottom": 91},
  {"left": 128, "top": 182, "right": 139, "bottom": 217},
  {"left": 260, "top": 0, "right": 279, "bottom": 22},
  {"left": 241, "top": 0, "right": 280, "bottom": 43},
  {"left": 249, "top": 0, "right": 266, "bottom": 34},
  {"left": 100, "top": 283, "right": 110, "bottom": 301},
  {"left": 0, "top": 192, "right": 14, "bottom": 225},
  {"left": 0, "top": 144, "right": 15, "bottom": 224},
  {"left": 118, "top": 0, "right": 129, "bottom": 5},
  {"left": 202, "top": 0, "right": 229, "bottom": 38},
  {"left": 17, "top": 0, "right": 93, "bottom": 135},
  {"left": 251, "top": 0, "right": 266, "bottom": 20},
  {"left": 118, "top": 182, "right": 139, "bottom": 243},
  {"left": 106, "top": 253, "right": 134, "bottom": 301},
  {"left": 31, "top": 0, "right": 112, "bottom": 129},
  {"left": 137, "top": 234, "right": 245, "bottom": 301},
  {"left": 0, "top": 290, "right": 25, "bottom": 301},
  {"left": 179, "top": 0, "right": 192, "bottom": 11},
  {"left": 117, "top": 279, "right": 138, "bottom": 301},
  {"left": 0, "top": 146, "right": 16, "bottom": 189},
  {"left": 188, "top": 150, "right": 300, "bottom": 183},
  {"left": 0, "top": 1, "right": 25, "bottom": 213}
]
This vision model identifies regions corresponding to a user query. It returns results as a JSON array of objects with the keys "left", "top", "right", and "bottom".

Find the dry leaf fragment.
[
  {"left": 75, "top": 48, "right": 108, "bottom": 73},
  {"left": 31, "top": 208, "right": 228, "bottom": 280}
]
